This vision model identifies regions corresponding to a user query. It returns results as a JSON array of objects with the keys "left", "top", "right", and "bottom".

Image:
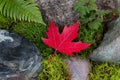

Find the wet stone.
[
  {"left": 90, "top": 17, "right": 120, "bottom": 64},
  {"left": 0, "top": 30, "right": 42, "bottom": 80},
  {"left": 64, "top": 57, "right": 90, "bottom": 80}
]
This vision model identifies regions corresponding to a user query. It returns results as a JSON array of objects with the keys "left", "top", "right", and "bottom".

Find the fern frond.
[{"left": 0, "top": 0, "right": 45, "bottom": 25}]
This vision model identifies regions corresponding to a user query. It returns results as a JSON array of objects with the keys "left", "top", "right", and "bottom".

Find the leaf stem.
[
  {"left": 54, "top": 49, "right": 57, "bottom": 55},
  {"left": 48, "top": 49, "right": 57, "bottom": 64}
]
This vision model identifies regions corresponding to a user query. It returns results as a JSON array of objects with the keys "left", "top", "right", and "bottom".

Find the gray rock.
[
  {"left": 64, "top": 57, "right": 90, "bottom": 80},
  {"left": 0, "top": 30, "right": 42, "bottom": 80},
  {"left": 90, "top": 17, "right": 120, "bottom": 64},
  {"left": 36, "top": 0, "right": 79, "bottom": 27}
]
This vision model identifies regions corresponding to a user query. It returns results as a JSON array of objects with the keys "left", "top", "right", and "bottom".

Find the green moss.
[
  {"left": 0, "top": 22, "right": 9, "bottom": 29},
  {"left": 76, "top": 25, "right": 103, "bottom": 58},
  {"left": 12, "top": 22, "right": 53, "bottom": 57},
  {"left": 38, "top": 55, "right": 70, "bottom": 80},
  {"left": 0, "top": 14, "right": 14, "bottom": 29},
  {"left": 90, "top": 62, "right": 120, "bottom": 80}
]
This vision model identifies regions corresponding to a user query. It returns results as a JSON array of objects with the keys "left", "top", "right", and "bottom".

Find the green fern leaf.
[{"left": 0, "top": 0, "right": 45, "bottom": 25}]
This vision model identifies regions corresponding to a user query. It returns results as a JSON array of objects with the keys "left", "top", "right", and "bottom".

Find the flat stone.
[
  {"left": 90, "top": 17, "right": 120, "bottom": 64},
  {"left": 0, "top": 30, "right": 42, "bottom": 80},
  {"left": 64, "top": 57, "right": 90, "bottom": 80}
]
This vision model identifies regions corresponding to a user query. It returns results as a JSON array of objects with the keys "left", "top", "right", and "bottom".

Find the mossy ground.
[
  {"left": 38, "top": 55, "right": 70, "bottom": 80},
  {"left": 0, "top": 21, "right": 120, "bottom": 80},
  {"left": 90, "top": 62, "right": 120, "bottom": 80}
]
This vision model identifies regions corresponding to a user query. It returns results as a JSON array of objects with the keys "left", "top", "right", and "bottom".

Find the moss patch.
[
  {"left": 12, "top": 22, "right": 53, "bottom": 57},
  {"left": 38, "top": 55, "right": 70, "bottom": 80},
  {"left": 90, "top": 62, "right": 120, "bottom": 80},
  {"left": 76, "top": 25, "right": 103, "bottom": 58}
]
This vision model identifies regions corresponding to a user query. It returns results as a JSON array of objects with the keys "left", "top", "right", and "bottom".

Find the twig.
[{"left": 96, "top": 2, "right": 117, "bottom": 12}]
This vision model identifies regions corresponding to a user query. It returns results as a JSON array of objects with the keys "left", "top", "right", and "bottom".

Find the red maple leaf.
[{"left": 41, "top": 21, "right": 91, "bottom": 56}]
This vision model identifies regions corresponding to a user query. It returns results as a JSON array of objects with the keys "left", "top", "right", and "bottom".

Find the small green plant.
[
  {"left": 0, "top": 0, "right": 45, "bottom": 25},
  {"left": 73, "top": 0, "right": 106, "bottom": 58},
  {"left": 74, "top": 0, "right": 110, "bottom": 30},
  {"left": 38, "top": 55, "right": 70, "bottom": 80}
]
